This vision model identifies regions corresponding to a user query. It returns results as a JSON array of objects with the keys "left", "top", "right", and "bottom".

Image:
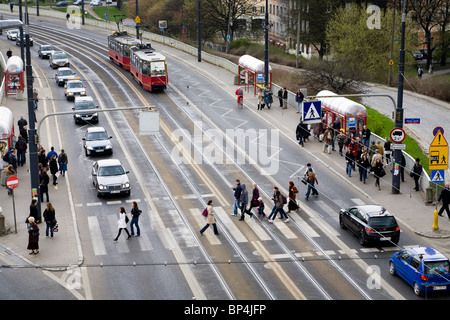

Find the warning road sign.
[
  {"left": 431, "top": 170, "right": 445, "bottom": 183},
  {"left": 429, "top": 146, "right": 449, "bottom": 170},
  {"left": 430, "top": 130, "right": 448, "bottom": 147}
]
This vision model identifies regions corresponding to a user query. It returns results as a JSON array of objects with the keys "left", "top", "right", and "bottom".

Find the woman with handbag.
[
  {"left": 27, "top": 216, "right": 40, "bottom": 254},
  {"left": 113, "top": 207, "right": 131, "bottom": 241},
  {"left": 200, "top": 200, "right": 219, "bottom": 236},
  {"left": 43, "top": 202, "right": 56, "bottom": 238},
  {"left": 287, "top": 181, "right": 299, "bottom": 212}
]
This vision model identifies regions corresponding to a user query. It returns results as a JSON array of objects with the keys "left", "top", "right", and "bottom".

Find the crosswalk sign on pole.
[
  {"left": 302, "top": 101, "right": 322, "bottom": 123},
  {"left": 431, "top": 170, "right": 445, "bottom": 183}
]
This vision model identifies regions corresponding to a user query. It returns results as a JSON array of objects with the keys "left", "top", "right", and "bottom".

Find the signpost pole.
[{"left": 12, "top": 189, "right": 17, "bottom": 234}]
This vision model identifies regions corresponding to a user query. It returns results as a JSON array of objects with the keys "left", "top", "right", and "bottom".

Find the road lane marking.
[
  {"left": 87, "top": 216, "right": 106, "bottom": 256},
  {"left": 214, "top": 206, "right": 247, "bottom": 243}
]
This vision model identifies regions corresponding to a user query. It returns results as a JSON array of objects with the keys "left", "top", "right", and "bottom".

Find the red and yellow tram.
[
  {"left": 108, "top": 31, "right": 141, "bottom": 70},
  {"left": 130, "top": 44, "right": 168, "bottom": 92}
]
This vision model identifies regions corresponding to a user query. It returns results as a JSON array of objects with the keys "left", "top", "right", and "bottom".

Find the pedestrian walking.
[
  {"left": 417, "top": 66, "right": 423, "bottom": 79},
  {"left": 15, "top": 135, "right": 27, "bottom": 167},
  {"left": 5, "top": 165, "right": 16, "bottom": 196},
  {"left": 268, "top": 187, "right": 289, "bottom": 223},
  {"left": 256, "top": 197, "right": 265, "bottom": 217},
  {"left": 399, "top": 153, "right": 406, "bottom": 182},
  {"left": 323, "top": 127, "right": 333, "bottom": 154},
  {"left": 336, "top": 129, "right": 346, "bottom": 156},
  {"left": 239, "top": 183, "right": 249, "bottom": 221},
  {"left": 231, "top": 179, "right": 242, "bottom": 216},
  {"left": 277, "top": 88, "right": 283, "bottom": 108},
  {"left": 33, "top": 89, "right": 39, "bottom": 122},
  {"left": 331, "top": 119, "right": 340, "bottom": 151},
  {"left": 257, "top": 88, "right": 265, "bottom": 110},
  {"left": 8, "top": 148, "right": 17, "bottom": 172},
  {"left": 282, "top": 88, "right": 288, "bottom": 109},
  {"left": 200, "top": 200, "right": 219, "bottom": 236},
  {"left": 27, "top": 217, "right": 40, "bottom": 254},
  {"left": 384, "top": 137, "right": 392, "bottom": 164},
  {"left": 18, "top": 116, "right": 28, "bottom": 131},
  {"left": 113, "top": 207, "right": 131, "bottom": 241},
  {"left": 305, "top": 167, "right": 319, "bottom": 200},
  {"left": 47, "top": 146, "right": 58, "bottom": 162},
  {"left": 296, "top": 120, "right": 308, "bottom": 147},
  {"left": 6, "top": 48, "right": 12, "bottom": 59},
  {"left": 287, "top": 181, "right": 299, "bottom": 212},
  {"left": 246, "top": 183, "right": 260, "bottom": 217},
  {"left": 345, "top": 148, "right": 355, "bottom": 177},
  {"left": 49, "top": 154, "right": 59, "bottom": 186},
  {"left": 43, "top": 202, "right": 56, "bottom": 238},
  {"left": 20, "top": 125, "right": 28, "bottom": 144},
  {"left": 58, "top": 149, "right": 68, "bottom": 176},
  {"left": 39, "top": 170, "right": 50, "bottom": 202},
  {"left": 130, "top": 201, "right": 141, "bottom": 236},
  {"left": 295, "top": 89, "right": 304, "bottom": 113},
  {"left": 437, "top": 183, "right": 450, "bottom": 219},
  {"left": 358, "top": 153, "right": 370, "bottom": 184},
  {"left": 264, "top": 87, "right": 273, "bottom": 109},
  {"left": 29, "top": 199, "right": 40, "bottom": 224},
  {"left": 372, "top": 158, "right": 385, "bottom": 190},
  {"left": 412, "top": 158, "right": 423, "bottom": 191},
  {"left": 9, "top": 2, "right": 13, "bottom": 12}
]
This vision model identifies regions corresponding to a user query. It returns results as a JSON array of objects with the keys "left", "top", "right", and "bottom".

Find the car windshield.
[
  {"left": 98, "top": 165, "right": 125, "bottom": 176},
  {"left": 68, "top": 82, "right": 84, "bottom": 89},
  {"left": 42, "top": 45, "right": 54, "bottom": 51},
  {"left": 87, "top": 132, "right": 108, "bottom": 141},
  {"left": 58, "top": 70, "right": 73, "bottom": 76},
  {"left": 369, "top": 216, "right": 397, "bottom": 228},
  {"left": 424, "top": 260, "right": 450, "bottom": 275},
  {"left": 53, "top": 53, "right": 67, "bottom": 60},
  {"left": 75, "top": 101, "right": 94, "bottom": 109}
]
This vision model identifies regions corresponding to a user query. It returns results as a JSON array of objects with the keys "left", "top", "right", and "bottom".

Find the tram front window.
[{"left": 151, "top": 61, "right": 166, "bottom": 76}]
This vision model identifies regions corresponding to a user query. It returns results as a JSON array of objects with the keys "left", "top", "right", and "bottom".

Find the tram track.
[{"left": 27, "top": 22, "right": 403, "bottom": 300}]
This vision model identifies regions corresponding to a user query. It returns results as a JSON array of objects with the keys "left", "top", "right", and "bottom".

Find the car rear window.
[
  {"left": 424, "top": 260, "right": 450, "bottom": 275},
  {"left": 368, "top": 216, "right": 397, "bottom": 228}
]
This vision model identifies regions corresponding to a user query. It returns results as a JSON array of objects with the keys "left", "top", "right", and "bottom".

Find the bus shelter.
[
  {"left": 4, "top": 56, "right": 24, "bottom": 96},
  {"left": 317, "top": 90, "right": 367, "bottom": 136},
  {"left": 238, "top": 55, "right": 272, "bottom": 95},
  {"left": 0, "top": 107, "right": 15, "bottom": 170}
]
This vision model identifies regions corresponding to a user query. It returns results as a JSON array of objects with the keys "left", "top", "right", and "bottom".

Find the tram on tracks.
[
  {"left": 107, "top": 31, "right": 141, "bottom": 70},
  {"left": 129, "top": 44, "right": 168, "bottom": 92}
]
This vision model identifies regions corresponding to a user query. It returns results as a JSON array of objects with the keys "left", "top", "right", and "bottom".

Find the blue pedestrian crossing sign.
[
  {"left": 431, "top": 170, "right": 445, "bottom": 183},
  {"left": 302, "top": 101, "right": 322, "bottom": 123}
]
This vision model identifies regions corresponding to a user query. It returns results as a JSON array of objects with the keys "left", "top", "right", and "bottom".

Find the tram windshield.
[{"left": 151, "top": 61, "right": 166, "bottom": 76}]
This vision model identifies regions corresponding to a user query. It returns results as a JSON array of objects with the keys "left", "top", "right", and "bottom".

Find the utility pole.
[
  {"left": 264, "top": 0, "right": 269, "bottom": 87},
  {"left": 135, "top": 0, "right": 139, "bottom": 40},
  {"left": 392, "top": 0, "right": 406, "bottom": 194},
  {"left": 296, "top": 0, "right": 301, "bottom": 69},
  {"left": 198, "top": 0, "right": 201, "bottom": 62}
]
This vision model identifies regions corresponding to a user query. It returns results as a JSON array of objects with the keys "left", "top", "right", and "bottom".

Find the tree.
[
  {"left": 435, "top": 0, "right": 450, "bottom": 66},
  {"left": 326, "top": 4, "right": 415, "bottom": 83}
]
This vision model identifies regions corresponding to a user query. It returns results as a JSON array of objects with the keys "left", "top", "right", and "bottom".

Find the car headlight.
[
  {"left": 122, "top": 183, "right": 130, "bottom": 188},
  {"left": 105, "top": 145, "right": 112, "bottom": 149},
  {"left": 87, "top": 146, "right": 94, "bottom": 150},
  {"left": 67, "top": 92, "right": 73, "bottom": 95},
  {"left": 98, "top": 185, "right": 106, "bottom": 190}
]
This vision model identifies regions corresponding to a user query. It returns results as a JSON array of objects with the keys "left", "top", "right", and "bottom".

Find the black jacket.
[
  {"left": 233, "top": 183, "right": 242, "bottom": 199},
  {"left": 438, "top": 188, "right": 450, "bottom": 205},
  {"left": 43, "top": 209, "right": 55, "bottom": 222}
]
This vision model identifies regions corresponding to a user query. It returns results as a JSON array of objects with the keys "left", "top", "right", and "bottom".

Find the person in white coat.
[
  {"left": 200, "top": 200, "right": 219, "bottom": 236},
  {"left": 113, "top": 207, "right": 131, "bottom": 241}
]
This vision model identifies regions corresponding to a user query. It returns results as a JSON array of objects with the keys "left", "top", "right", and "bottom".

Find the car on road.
[
  {"left": 83, "top": 127, "right": 113, "bottom": 156},
  {"left": 55, "top": 67, "right": 76, "bottom": 86},
  {"left": 65, "top": 79, "right": 87, "bottom": 101},
  {"left": 38, "top": 44, "right": 56, "bottom": 59},
  {"left": 90, "top": 0, "right": 102, "bottom": 5},
  {"left": 73, "top": 0, "right": 83, "bottom": 5},
  {"left": 92, "top": 159, "right": 130, "bottom": 197},
  {"left": 389, "top": 246, "right": 450, "bottom": 296},
  {"left": 6, "top": 29, "right": 19, "bottom": 41},
  {"left": 15, "top": 35, "right": 33, "bottom": 47},
  {"left": 55, "top": 1, "right": 68, "bottom": 7},
  {"left": 73, "top": 96, "right": 98, "bottom": 123},
  {"left": 339, "top": 205, "right": 400, "bottom": 245},
  {"left": 49, "top": 51, "right": 70, "bottom": 69}
]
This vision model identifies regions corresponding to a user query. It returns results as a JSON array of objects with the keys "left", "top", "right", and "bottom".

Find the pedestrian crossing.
[{"left": 85, "top": 197, "right": 402, "bottom": 258}]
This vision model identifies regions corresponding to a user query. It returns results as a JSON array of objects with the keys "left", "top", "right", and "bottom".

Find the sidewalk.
[{"left": 0, "top": 42, "right": 82, "bottom": 270}]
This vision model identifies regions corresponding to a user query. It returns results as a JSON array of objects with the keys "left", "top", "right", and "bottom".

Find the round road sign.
[
  {"left": 390, "top": 128, "right": 406, "bottom": 143},
  {"left": 6, "top": 176, "right": 19, "bottom": 189},
  {"left": 433, "top": 127, "right": 444, "bottom": 136}
]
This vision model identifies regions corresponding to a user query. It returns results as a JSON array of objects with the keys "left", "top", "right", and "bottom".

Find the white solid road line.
[{"left": 87, "top": 216, "right": 106, "bottom": 256}]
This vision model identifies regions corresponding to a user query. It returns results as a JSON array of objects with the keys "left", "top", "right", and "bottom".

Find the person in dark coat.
[
  {"left": 27, "top": 216, "right": 40, "bottom": 254},
  {"left": 40, "top": 171, "right": 50, "bottom": 202},
  {"left": 437, "top": 183, "right": 450, "bottom": 218},
  {"left": 287, "top": 181, "right": 299, "bottom": 212},
  {"left": 29, "top": 199, "right": 40, "bottom": 223},
  {"left": 296, "top": 120, "right": 309, "bottom": 147},
  {"left": 277, "top": 88, "right": 283, "bottom": 108},
  {"left": 15, "top": 135, "right": 27, "bottom": 167},
  {"left": 231, "top": 179, "right": 242, "bottom": 216},
  {"left": 239, "top": 183, "right": 249, "bottom": 221},
  {"left": 412, "top": 158, "right": 423, "bottom": 191},
  {"left": 43, "top": 202, "right": 56, "bottom": 238},
  {"left": 246, "top": 183, "right": 260, "bottom": 217},
  {"left": 49, "top": 154, "right": 58, "bottom": 186},
  {"left": 18, "top": 116, "right": 27, "bottom": 131},
  {"left": 19, "top": 126, "right": 28, "bottom": 143}
]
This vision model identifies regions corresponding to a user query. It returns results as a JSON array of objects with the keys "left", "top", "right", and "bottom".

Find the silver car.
[
  {"left": 92, "top": 159, "right": 130, "bottom": 197},
  {"left": 38, "top": 44, "right": 55, "bottom": 59},
  {"left": 49, "top": 51, "right": 70, "bottom": 69},
  {"left": 55, "top": 67, "right": 76, "bottom": 86},
  {"left": 83, "top": 127, "right": 113, "bottom": 156}
]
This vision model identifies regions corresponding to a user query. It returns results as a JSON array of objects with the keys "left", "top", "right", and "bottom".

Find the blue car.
[{"left": 389, "top": 246, "right": 450, "bottom": 296}]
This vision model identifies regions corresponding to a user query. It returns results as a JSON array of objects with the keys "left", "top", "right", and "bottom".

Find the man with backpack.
[
  {"left": 305, "top": 164, "right": 318, "bottom": 200},
  {"left": 15, "top": 135, "right": 27, "bottom": 167}
]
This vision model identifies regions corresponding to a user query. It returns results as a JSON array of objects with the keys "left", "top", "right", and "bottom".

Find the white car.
[
  {"left": 6, "top": 29, "right": 20, "bottom": 40},
  {"left": 90, "top": 0, "right": 101, "bottom": 6},
  {"left": 92, "top": 159, "right": 130, "bottom": 197},
  {"left": 83, "top": 127, "right": 112, "bottom": 156},
  {"left": 65, "top": 79, "right": 86, "bottom": 100}
]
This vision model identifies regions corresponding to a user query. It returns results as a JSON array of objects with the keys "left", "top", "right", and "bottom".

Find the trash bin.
[{"left": 426, "top": 187, "right": 433, "bottom": 203}]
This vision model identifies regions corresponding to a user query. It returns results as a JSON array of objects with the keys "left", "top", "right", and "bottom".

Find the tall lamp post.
[
  {"left": 197, "top": 0, "right": 201, "bottom": 62},
  {"left": 392, "top": 0, "right": 406, "bottom": 194},
  {"left": 263, "top": 0, "right": 270, "bottom": 88}
]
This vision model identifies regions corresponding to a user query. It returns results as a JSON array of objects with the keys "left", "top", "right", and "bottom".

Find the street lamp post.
[
  {"left": 197, "top": 0, "right": 201, "bottom": 62},
  {"left": 392, "top": 0, "right": 407, "bottom": 194},
  {"left": 264, "top": 0, "right": 269, "bottom": 88}
]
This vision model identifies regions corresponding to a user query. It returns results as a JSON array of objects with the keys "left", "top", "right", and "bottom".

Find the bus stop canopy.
[
  {"left": 0, "top": 107, "right": 14, "bottom": 139},
  {"left": 317, "top": 90, "right": 367, "bottom": 118},
  {"left": 238, "top": 55, "right": 272, "bottom": 73}
]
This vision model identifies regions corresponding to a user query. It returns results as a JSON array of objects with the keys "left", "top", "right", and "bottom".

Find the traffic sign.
[
  {"left": 433, "top": 127, "right": 444, "bottom": 136},
  {"left": 388, "top": 60, "right": 394, "bottom": 66},
  {"left": 430, "top": 130, "right": 448, "bottom": 147},
  {"left": 431, "top": 170, "right": 445, "bottom": 183},
  {"left": 391, "top": 143, "right": 406, "bottom": 150},
  {"left": 6, "top": 176, "right": 19, "bottom": 189},
  {"left": 302, "top": 101, "right": 321, "bottom": 123},
  {"left": 404, "top": 118, "right": 420, "bottom": 124},
  {"left": 390, "top": 128, "right": 406, "bottom": 143},
  {"left": 429, "top": 146, "right": 449, "bottom": 170},
  {"left": 135, "top": 16, "right": 141, "bottom": 24}
]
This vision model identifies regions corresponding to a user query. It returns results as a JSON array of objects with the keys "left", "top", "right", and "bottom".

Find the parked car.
[
  {"left": 90, "top": 0, "right": 101, "bottom": 5},
  {"left": 339, "top": 205, "right": 400, "bottom": 245},
  {"left": 55, "top": 67, "right": 76, "bottom": 86},
  {"left": 6, "top": 29, "right": 19, "bottom": 41},
  {"left": 73, "top": 0, "right": 83, "bottom": 5},
  {"left": 49, "top": 51, "right": 70, "bottom": 69},
  {"left": 83, "top": 127, "right": 113, "bottom": 156},
  {"left": 73, "top": 96, "right": 98, "bottom": 123},
  {"left": 55, "top": 1, "right": 68, "bottom": 7},
  {"left": 15, "top": 35, "right": 33, "bottom": 47},
  {"left": 389, "top": 246, "right": 450, "bottom": 296},
  {"left": 38, "top": 44, "right": 56, "bottom": 59},
  {"left": 411, "top": 50, "right": 423, "bottom": 60},
  {"left": 92, "top": 159, "right": 130, "bottom": 197}
]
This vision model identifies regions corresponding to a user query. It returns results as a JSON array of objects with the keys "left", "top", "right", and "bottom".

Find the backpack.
[
  {"left": 282, "top": 194, "right": 287, "bottom": 205},
  {"left": 2, "top": 152, "right": 9, "bottom": 162},
  {"left": 202, "top": 208, "right": 208, "bottom": 217}
]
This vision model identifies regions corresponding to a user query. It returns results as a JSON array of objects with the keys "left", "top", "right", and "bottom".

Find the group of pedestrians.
[
  {"left": 256, "top": 87, "right": 274, "bottom": 110},
  {"left": 37, "top": 146, "right": 69, "bottom": 202},
  {"left": 113, "top": 202, "right": 142, "bottom": 241},
  {"left": 25, "top": 200, "right": 58, "bottom": 254}
]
